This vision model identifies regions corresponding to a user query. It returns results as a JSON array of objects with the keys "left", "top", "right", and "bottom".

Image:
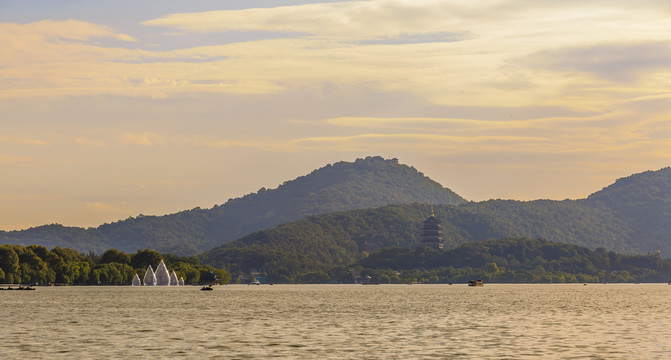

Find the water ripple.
[{"left": 2, "top": 284, "right": 671, "bottom": 359}]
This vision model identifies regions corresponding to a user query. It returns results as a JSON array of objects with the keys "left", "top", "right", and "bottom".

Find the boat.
[
  {"left": 200, "top": 285, "right": 213, "bottom": 291},
  {"left": 0, "top": 285, "right": 35, "bottom": 291},
  {"left": 248, "top": 280, "right": 261, "bottom": 285},
  {"left": 468, "top": 280, "right": 484, "bottom": 287}
]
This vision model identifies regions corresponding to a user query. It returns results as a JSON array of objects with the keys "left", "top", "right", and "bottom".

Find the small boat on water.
[
  {"left": 248, "top": 280, "right": 261, "bottom": 285},
  {"left": 0, "top": 285, "right": 35, "bottom": 291},
  {"left": 468, "top": 280, "right": 484, "bottom": 287},
  {"left": 200, "top": 285, "right": 213, "bottom": 291}
]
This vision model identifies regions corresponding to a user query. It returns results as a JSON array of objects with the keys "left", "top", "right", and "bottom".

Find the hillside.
[
  {"left": 584, "top": 167, "right": 671, "bottom": 253},
  {"left": 199, "top": 200, "right": 633, "bottom": 273},
  {"left": 0, "top": 157, "right": 466, "bottom": 255},
  {"left": 4, "top": 159, "right": 671, "bottom": 261},
  {"left": 201, "top": 166, "right": 671, "bottom": 273}
]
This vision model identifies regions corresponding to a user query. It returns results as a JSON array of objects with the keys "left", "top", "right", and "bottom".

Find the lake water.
[{"left": 2, "top": 284, "right": 670, "bottom": 359}]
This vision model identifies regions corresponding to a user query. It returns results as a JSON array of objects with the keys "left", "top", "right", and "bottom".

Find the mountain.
[
  {"left": 4, "top": 158, "right": 671, "bottom": 261},
  {"left": 0, "top": 156, "right": 466, "bottom": 254},
  {"left": 584, "top": 167, "right": 671, "bottom": 253},
  {"left": 199, "top": 200, "right": 632, "bottom": 272},
  {"left": 201, "top": 166, "right": 671, "bottom": 273}
]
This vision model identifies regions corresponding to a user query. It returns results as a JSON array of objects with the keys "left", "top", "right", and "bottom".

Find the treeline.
[
  {"left": 3, "top": 239, "right": 667, "bottom": 285},
  {"left": 357, "top": 238, "right": 671, "bottom": 284},
  {"left": 0, "top": 245, "right": 231, "bottom": 286},
  {"left": 201, "top": 237, "right": 671, "bottom": 284}
]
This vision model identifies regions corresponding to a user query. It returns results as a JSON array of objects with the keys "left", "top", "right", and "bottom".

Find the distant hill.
[
  {"left": 199, "top": 200, "right": 633, "bottom": 272},
  {"left": 584, "top": 167, "right": 671, "bottom": 254},
  {"left": 201, "top": 166, "right": 671, "bottom": 273},
  {"left": 4, "top": 158, "right": 671, "bottom": 261},
  {"left": 0, "top": 156, "right": 466, "bottom": 254}
]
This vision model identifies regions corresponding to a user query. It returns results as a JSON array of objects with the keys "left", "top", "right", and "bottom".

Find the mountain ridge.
[
  {"left": 2, "top": 157, "right": 671, "bottom": 260},
  {"left": 0, "top": 156, "right": 465, "bottom": 254}
]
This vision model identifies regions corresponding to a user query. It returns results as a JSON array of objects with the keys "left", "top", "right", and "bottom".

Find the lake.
[{"left": 2, "top": 284, "right": 670, "bottom": 359}]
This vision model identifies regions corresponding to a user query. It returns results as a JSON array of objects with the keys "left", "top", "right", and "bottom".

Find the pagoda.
[{"left": 421, "top": 207, "right": 443, "bottom": 250}]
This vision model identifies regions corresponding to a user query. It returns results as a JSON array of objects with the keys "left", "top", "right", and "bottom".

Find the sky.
[{"left": 2, "top": 0, "right": 671, "bottom": 230}]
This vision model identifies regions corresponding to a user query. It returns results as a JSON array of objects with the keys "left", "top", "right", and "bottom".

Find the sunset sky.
[{"left": 2, "top": 0, "right": 671, "bottom": 230}]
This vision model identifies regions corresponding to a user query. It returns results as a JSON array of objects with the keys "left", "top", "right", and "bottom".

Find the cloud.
[
  {"left": 0, "top": 136, "right": 50, "bottom": 145},
  {"left": 142, "top": 1, "right": 469, "bottom": 40},
  {"left": 524, "top": 41, "right": 671, "bottom": 82},
  {"left": 290, "top": 132, "right": 548, "bottom": 154},
  {"left": 121, "top": 133, "right": 163, "bottom": 146},
  {"left": 0, "top": 20, "right": 137, "bottom": 66},
  {"left": 323, "top": 112, "right": 622, "bottom": 135},
  {"left": 358, "top": 32, "right": 468, "bottom": 45},
  {"left": 0, "top": 19, "right": 137, "bottom": 43},
  {"left": 0, "top": 154, "right": 43, "bottom": 167},
  {"left": 74, "top": 137, "right": 108, "bottom": 147},
  {"left": 4, "top": 1, "right": 671, "bottom": 107}
]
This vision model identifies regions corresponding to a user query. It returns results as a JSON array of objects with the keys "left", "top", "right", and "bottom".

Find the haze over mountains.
[{"left": 2, "top": 156, "right": 671, "bottom": 262}]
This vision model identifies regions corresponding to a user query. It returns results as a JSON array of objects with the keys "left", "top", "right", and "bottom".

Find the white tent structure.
[
  {"left": 170, "top": 271, "right": 179, "bottom": 286},
  {"left": 178, "top": 277, "right": 185, "bottom": 286},
  {"left": 131, "top": 273, "right": 141, "bottom": 286},
  {"left": 143, "top": 265, "right": 156, "bottom": 286},
  {"left": 155, "top": 260, "right": 171, "bottom": 286}
]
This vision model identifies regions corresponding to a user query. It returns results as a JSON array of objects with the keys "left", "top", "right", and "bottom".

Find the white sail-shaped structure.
[
  {"left": 155, "top": 260, "right": 171, "bottom": 286},
  {"left": 178, "top": 277, "right": 185, "bottom": 286},
  {"left": 143, "top": 265, "right": 156, "bottom": 286},
  {"left": 132, "top": 273, "right": 141, "bottom": 286},
  {"left": 170, "top": 271, "right": 179, "bottom": 286}
]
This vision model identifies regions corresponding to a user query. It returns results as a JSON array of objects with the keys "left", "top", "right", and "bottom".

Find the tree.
[
  {"left": 173, "top": 262, "right": 200, "bottom": 284},
  {"left": 299, "top": 270, "right": 330, "bottom": 284},
  {"left": 0, "top": 245, "right": 20, "bottom": 283},
  {"left": 486, "top": 262, "right": 500, "bottom": 273},
  {"left": 100, "top": 249, "right": 131, "bottom": 265},
  {"left": 131, "top": 249, "right": 163, "bottom": 270}
]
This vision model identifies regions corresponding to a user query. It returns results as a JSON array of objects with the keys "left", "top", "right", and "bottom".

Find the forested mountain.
[
  {"left": 201, "top": 166, "right": 671, "bottom": 274},
  {"left": 584, "top": 167, "right": 671, "bottom": 254},
  {"left": 0, "top": 157, "right": 465, "bottom": 255},
  {"left": 3, "top": 157, "right": 671, "bottom": 261},
  {"left": 199, "top": 200, "right": 633, "bottom": 274}
]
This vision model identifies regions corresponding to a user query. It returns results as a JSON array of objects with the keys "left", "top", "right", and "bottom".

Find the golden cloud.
[
  {"left": 1, "top": 2, "right": 671, "bottom": 115},
  {"left": 121, "top": 133, "right": 164, "bottom": 146},
  {"left": 0, "top": 136, "right": 50, "bottom": 146}
]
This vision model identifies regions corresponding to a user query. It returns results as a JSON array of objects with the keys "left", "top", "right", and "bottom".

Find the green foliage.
[
  {"left": 130, "top": 249, "right": 163, "bottom": 270},
  {"left": 357, "top": 238, "right": 671, "bottom": 284},
  {"left": 100, "top": 249, "right": 131, "bottom": 265},
  {"left": 199, "top": 199, "right": 637, "bottom": 279},
  {"left": 0, "top": 245, "right": 20, "bottom": 279},
  {"left": 0, "top": 245, "right": 230, "bottom": 286}
]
